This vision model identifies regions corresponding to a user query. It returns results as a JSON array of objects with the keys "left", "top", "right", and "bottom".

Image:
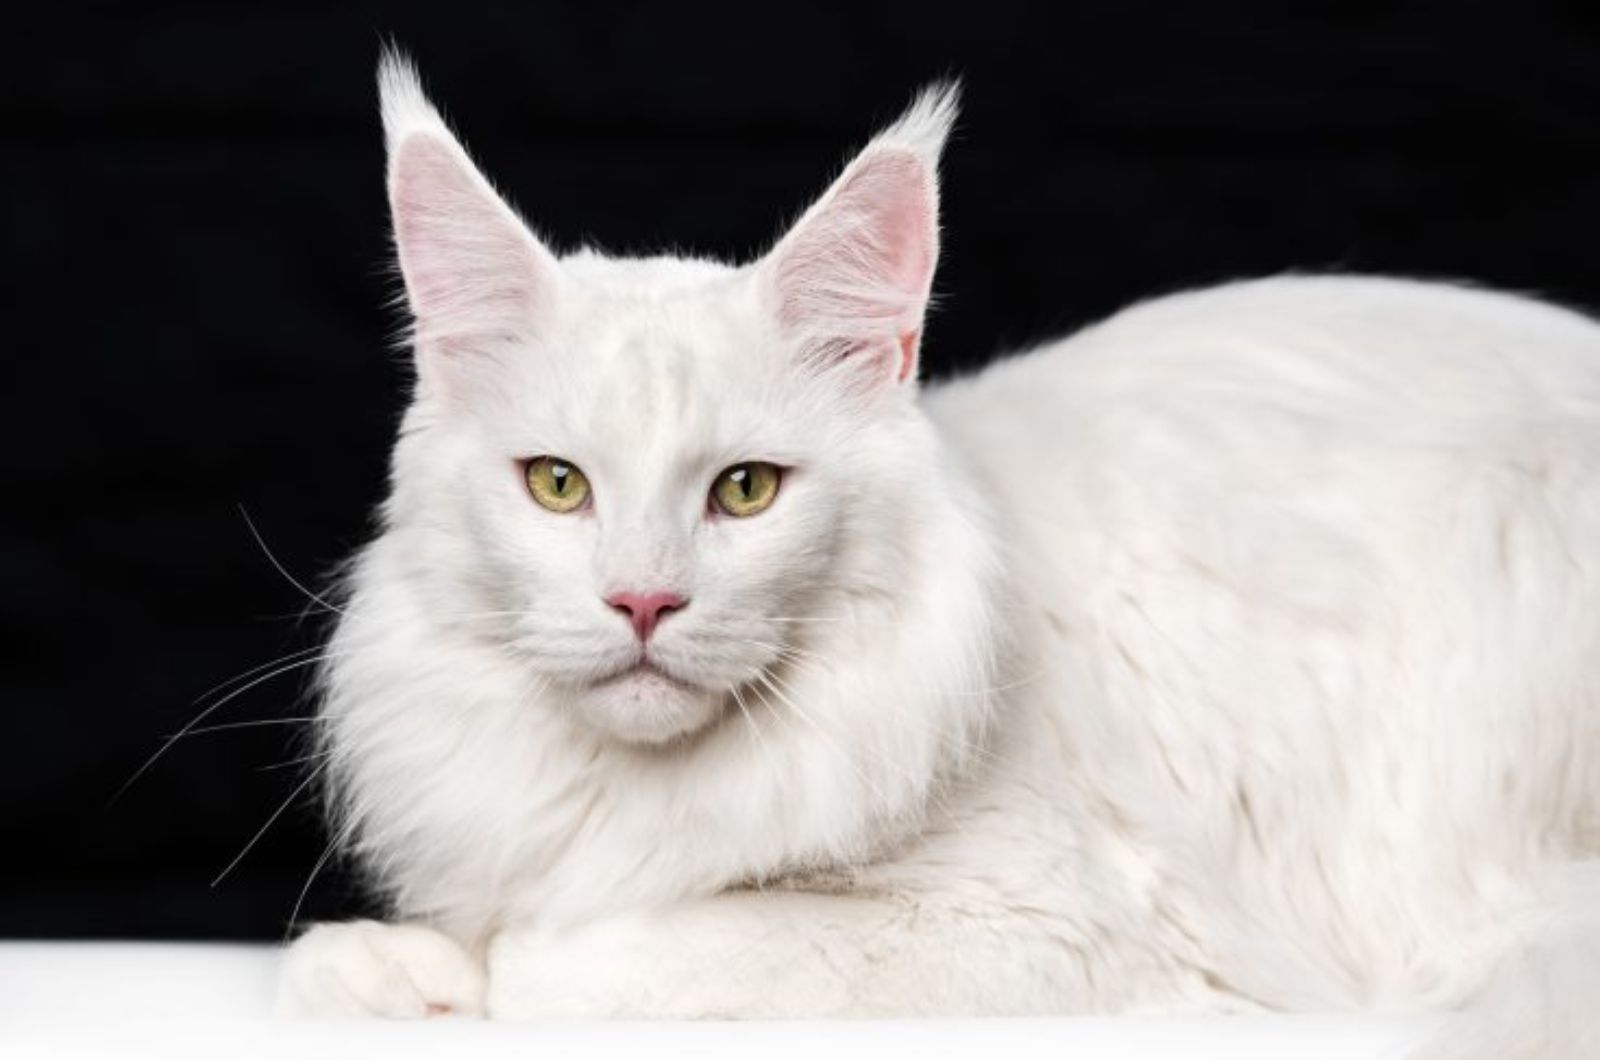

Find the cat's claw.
[{"left": 275, "top": 920, "right": 486, "bottom": 1019}]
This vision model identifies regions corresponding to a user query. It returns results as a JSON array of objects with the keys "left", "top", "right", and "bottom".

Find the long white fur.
[{"left": 280, "top": 54, "right": 1600, "bottom": 1054}]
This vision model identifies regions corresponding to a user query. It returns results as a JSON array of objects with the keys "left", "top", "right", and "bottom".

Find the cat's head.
[{"left": 377, "top": 55, "right": 957, "bottom": 746}]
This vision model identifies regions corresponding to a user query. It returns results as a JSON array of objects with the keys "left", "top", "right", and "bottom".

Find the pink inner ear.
[
  {"left": 898, "top": 330, "right": 920, "bottom": 383},
  {"left": 770, "top": 147, "right": 937, "bottom": 382},
  {"left": 837, "top": 151, "right": 936, "bottom": 301},
  {"left": 390, "top": 134, "right": 545, "bottom": 352}
]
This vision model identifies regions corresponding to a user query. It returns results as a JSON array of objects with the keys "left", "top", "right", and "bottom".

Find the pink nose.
[{"left": 605, "top": 590, "right": 686, "bottom": 641}]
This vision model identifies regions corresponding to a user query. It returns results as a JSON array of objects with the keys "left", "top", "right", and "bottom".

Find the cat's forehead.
[
  {"left": 553, "top": 255, "right": 766, "bottom": 383},
  {"left": 494, "top": 254, "right": 801, "bottom": 467},
  {"left": 557, "top": 251, "right": 739, "bottom": 290}
]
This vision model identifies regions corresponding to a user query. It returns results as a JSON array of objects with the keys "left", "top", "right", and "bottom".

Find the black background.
[{"left": 7, "top": 2, "right": 1600, "bottom": 940}]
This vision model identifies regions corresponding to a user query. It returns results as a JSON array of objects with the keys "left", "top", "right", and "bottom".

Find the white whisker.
[
  {"left": 238, "top": 505, "right": 347, "bottom": 619},
  {"left": 191, "top": 643, "right": 331, "bottom": 707},
  {"left": 212, "top": 765, "right": 326, "bottom": 888},
  {"left": 284, "top": 824, "right": 348, "bottom": 941},
  {"left": 180, "top": 717, "right": 313, "bottom": 738},
  {"left": 752, "top": 671, "right": 890, "bottom": 806},
  {"left": 111, "top": 649, "right": 349, "bottom": 805},
  {"left": 729, "top": 683, "right": 778, "bottom": 773},
  {"left": 260, "top": 749, "right": 331, "bottom": 773}
]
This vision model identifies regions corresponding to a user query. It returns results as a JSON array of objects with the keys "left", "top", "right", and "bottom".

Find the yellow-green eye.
[
  {"left": 525, "top": 456, "right": 590, "bottom": 513},
  {"left": 711, "top": 462, "right": 781, "bottom": 517}
]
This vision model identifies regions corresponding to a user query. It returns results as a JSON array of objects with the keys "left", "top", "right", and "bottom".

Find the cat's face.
[{"left": 378, "top": 57, "right": 952, "bottom": 744}]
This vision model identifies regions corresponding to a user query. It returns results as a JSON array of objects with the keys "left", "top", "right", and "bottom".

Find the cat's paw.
[{"left": 275, "top": 920, "right": 486, "bottom": 1019}]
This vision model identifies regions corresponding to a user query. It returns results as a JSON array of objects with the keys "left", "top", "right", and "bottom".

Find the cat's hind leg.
[{"left": 275, "top": 920, "right": 485, "bottom": 1019}]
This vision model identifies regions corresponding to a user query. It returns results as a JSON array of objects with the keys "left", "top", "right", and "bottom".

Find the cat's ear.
[
  {"left": 757, "top": 83, "right": 957, "bottom": 387},
  {"left": 379, "top": 53, "right": 559, "bottom": 400}
]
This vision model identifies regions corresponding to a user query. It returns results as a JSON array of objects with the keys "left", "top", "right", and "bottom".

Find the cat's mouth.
[
  {"left": 574, "top": 656, "right": 728, "bottom": 746},
  {"left": 597, "top": 658, "right": 701, "bottom": 693}
]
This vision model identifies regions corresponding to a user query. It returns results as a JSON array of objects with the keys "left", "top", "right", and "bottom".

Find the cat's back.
[
  {"left": 927, "top": 274, "right": 1600, "bottom": 436},
  {"left": 924, "top": 274, "right": 1600, "bottom": 527},
  {"left": 923, "top": 272, "right": 1600, "bottom": 652}
]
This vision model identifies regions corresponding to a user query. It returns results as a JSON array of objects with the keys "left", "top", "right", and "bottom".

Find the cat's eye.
[
  {"left": 525, "top": 456, "right": 591, "bottom": 513},
  {"left": 711, "top": 462, "right": 781, "bottom": 518}
]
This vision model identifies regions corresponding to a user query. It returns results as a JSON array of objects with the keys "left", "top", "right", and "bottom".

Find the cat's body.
[{"left": 279, "top": 58, "right": 1600, "bottom": 1052}]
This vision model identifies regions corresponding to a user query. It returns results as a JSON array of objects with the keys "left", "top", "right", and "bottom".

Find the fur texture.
[{"left": 280, "top": 55, "right": 1600, "bottom": 1054}]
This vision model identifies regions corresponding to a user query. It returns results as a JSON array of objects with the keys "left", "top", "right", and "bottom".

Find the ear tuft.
[
  {"left": 378, "top": 48, "right": 450, "bottom": 151},
  {"left": 868, "top": 80, "right": 961, "bottom": 175}
]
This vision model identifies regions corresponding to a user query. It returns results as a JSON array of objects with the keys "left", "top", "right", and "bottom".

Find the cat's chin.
[{"left": 569, "top": 662, "right": 726, "bottom": 746}]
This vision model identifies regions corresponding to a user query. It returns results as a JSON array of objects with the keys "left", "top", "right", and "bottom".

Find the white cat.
[{"left": 277, "top": 54, "right": 1600, "bottom": 1054}]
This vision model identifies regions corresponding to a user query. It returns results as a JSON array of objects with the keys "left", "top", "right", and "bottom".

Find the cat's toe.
[{"left": 275, "top": 920, "right": 486, "bottom": 1019}]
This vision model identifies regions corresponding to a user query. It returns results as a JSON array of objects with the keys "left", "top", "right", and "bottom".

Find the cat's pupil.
[
  {"left": 731, "top": 467, "right": 750, "bottom": 497},
  {"left": 551, "top": 464, "right": 569, "bottom": 493}
]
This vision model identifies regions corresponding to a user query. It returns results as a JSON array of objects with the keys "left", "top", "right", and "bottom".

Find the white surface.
[{"left": 0, "top": 943, "right": 1433, "bottom": 1059}]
